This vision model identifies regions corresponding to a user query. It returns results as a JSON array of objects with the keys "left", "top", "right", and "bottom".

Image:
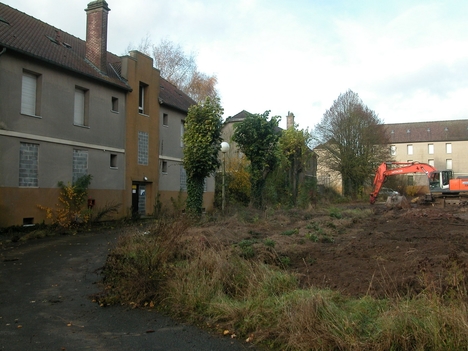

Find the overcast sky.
[{"left": 4, "top": 0, "right": 468, "bottom": 130}]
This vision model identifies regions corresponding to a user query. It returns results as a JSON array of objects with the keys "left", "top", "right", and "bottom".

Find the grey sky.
[{"left": 4, "top": 0, "right": 468, "bottom": 130}]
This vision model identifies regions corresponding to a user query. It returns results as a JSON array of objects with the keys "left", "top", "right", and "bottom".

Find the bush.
[{"left": 38, "top": 174, "right": 93, "bottom": 230}]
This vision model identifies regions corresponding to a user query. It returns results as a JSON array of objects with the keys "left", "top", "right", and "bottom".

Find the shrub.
[{"left": 38, "top": 174, "right": 92, "bottom": 230}]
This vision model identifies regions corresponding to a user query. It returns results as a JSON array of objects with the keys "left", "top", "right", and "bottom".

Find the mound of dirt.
[{"left": 192, "top": 203, "right": 468, "bottom": 298}]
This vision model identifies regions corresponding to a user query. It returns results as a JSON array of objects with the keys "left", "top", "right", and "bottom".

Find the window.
[
  {"left": 138, "top": 131, "right": 149, "bottom": 165},
  {"left": 110, "top": 154, "right": 117, "bottom": 168},
  {"left": 74, "top": 87, "right": 88, "bottom": 126},
  {"left": 407, "top": 175, "right": 414, "bottom": 186},
  {"left": 428, "top": 159, "right": 434, "bottom": 167},
  {"left": 446, "top": 159, "right": 452, "bottom": 169},
  {"left": 446, "top": 143, "right": 452, "bottom": 154},
  {"left": 21, "top": 71, "right": 41, "bottom": 116},
  {"left": 163, "top": 113, "right": 168, "bottom": 126},
  {"left": 162, "top": 160, "right": 168, "bottom": 173},
  {"left": 19, "top": 142, "right": 38, "bottom": 187},
  {"left": 180, "top": 120, "right": 185, "bottom": 147},
  {"left": 73, "top": 149, "right": 88, "bottom": 183},
  {"left": 407, "top": 144, "right": 413, "bottom": 155},
  {"left": 111, "top": 97, "right": 119, "bottom": 112},
  {"left": 180, "top": 166, "right": 187, "bottom": 191},
  {"left": 138, "top": 82, "right": 147, "bottom": 114},
  {"left": 390, "top": 145, "right": 396, "bottom": 156},
  {"left": 428, "top": 144, "right": 434, "bottom": 154}
]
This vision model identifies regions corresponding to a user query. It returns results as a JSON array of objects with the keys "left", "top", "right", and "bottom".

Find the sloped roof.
[
  {"left": 385, "top": 120, "right": 468, "bottom": 143},
  {"left": 0, "top": 3, "right": 130, "bottom": 91},
  {"left": 225, "top": 110, "right": 252, "bottom": 123},
  {"left": 159, "top": 78, "right": 196, "bottom": 113}
]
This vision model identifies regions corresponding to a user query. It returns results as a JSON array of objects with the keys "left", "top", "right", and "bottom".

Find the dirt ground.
[{"left": 191, "top": 200, "right": 468, "bottom": 298}]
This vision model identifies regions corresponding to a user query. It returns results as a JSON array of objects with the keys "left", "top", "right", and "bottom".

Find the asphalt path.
[{"left": 0, "top": 230, "right": 255, "bottom": 351}]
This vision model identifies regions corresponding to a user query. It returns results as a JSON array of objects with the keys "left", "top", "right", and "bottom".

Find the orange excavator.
[{"left": 370, "top": 161, "right": 468, "bottom": 204}]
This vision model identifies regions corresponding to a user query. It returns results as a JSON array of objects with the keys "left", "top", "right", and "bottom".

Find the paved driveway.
[{"left": 0, "top": 230, "right": 254, "bottom": 351}]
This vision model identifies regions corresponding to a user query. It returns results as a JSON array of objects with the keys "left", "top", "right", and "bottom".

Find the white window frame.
[
  {"left": 428, "top": 159, "right": 434, "bottom": 167},
  {"left": 139, "top": 83, "right": 147, "bottom": 114},
  {"left": 428, "top": 144, "right": 434, "bottom": 155},
  {"left": 446, "top": 143, "right": 452, "bottom": 154},
  {"left": 21, "top": 72, "right": 38, "bottom": 116},
  {"left": 407, "top": 144, "right": 413, "bottom": 155},
  {"left": 446, "top": 159, "right": 453, "bottom": 169},
  {"left": 390, "top": 145, "right": 396, "bottom": 156},
  {"left": 74, "top": 87, "right": 88, "bottom": 126}
]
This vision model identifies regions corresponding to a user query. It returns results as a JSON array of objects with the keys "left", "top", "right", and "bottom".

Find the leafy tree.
[
  {"left": 131, "top": 37, "right": 218, "bottom": 103},
  {"left": 183, "top": 97, "right": 223, "bottom": 216},
  {"left": 232, "top": 111, "right": 281, "bottom": 208},
  {"left": 314, "top": 90, "right": 389, "bottom": 199},
  {"left": 278, "top": 125, "right": 314, "bottom": 205}
]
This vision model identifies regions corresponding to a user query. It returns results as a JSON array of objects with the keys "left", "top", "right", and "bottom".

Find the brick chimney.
[
  {"left": 287, "top": 111, "right": 295, "bottom": 129},
  {"left": 85, "top": 0, "right": 110, "bottom": 74}
]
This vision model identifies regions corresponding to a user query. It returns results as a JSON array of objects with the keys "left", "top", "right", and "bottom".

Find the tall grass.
[{"left": 98, "top": 216, "right": 468, "bottom": 350}]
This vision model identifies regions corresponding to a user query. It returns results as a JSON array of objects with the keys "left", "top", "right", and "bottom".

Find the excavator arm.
[{"left": 370, "top": 162, "right": 437, "bottom": 204}]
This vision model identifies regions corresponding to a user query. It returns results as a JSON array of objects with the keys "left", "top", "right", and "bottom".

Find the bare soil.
[{"left": 191, "top": 201, "right": 468, "bottom": 298}]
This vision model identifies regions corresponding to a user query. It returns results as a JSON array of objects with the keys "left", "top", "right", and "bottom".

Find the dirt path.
[{"left": 0, "top": 231, "right": 254, "bottom": 351}]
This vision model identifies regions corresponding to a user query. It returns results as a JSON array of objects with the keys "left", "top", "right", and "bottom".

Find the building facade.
[
  {"left": 158, "top": 78, "right": 215, "bottom": 212},
  {"left": 386, "top": 120, "right": 468, "bottom": 189},
  {"left": 0, "top": 1, "right": 215, "bottom": 227},
  {"left": 120, "top": 50, "right": 160, "bottom": 217},
  {"left": 0, "top": 1, "right": 130, "bottom": 227}
]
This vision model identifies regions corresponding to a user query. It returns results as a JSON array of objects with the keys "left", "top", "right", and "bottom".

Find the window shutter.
[
  {"left": 21, "top": 73, "right": 36, "bottom": 115},
  {"left": 74, "top": 89, "right": 85, "bottom": 125}
]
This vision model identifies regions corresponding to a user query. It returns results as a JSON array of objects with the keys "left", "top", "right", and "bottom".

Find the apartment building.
[
  {"left": 386, "top": 120, "right": 468, "bottom": 186},
  {"left": 0, "top": 1, "right": 219, "bottom": 227},
  {"left": 0, "top": 1, "right": 130, "bottom": 227}
]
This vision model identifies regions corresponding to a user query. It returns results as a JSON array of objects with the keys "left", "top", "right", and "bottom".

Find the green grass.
[{"left": 97, "top": 214, "right": 468, "bottom": 351}]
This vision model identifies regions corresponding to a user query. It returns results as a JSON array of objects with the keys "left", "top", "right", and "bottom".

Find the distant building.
[
  {"left": 221, "top": 110, "right": 316, "bottom": 184},
  {"left": 385, "top": 120, "right": 468, "bottom": 189},
  {"left": 314, "top": 119, "right": 468, "bottom": 195}
]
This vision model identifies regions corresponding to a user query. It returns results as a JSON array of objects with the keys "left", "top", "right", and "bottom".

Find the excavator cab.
[{"left": 429, "top": 170, "right": 453, "bottom": 192}]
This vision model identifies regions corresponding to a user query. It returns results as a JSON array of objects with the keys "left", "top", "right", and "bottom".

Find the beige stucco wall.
[
  {"left": 0, "top": 52, "right": 127, "bottom": 227},
  {"left": 121, "top": 51, "right": 160, "bottom": 216},
  {"left": 390, "top": 140, "right": 468, "bottom": 176}
]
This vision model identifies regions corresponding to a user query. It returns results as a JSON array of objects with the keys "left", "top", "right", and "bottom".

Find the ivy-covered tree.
[
  {"left": 232, "top": 111, "right": 280, "bottom": 208},
  {"left": 183, "top": 97, "right": 223, "bottom": 216},
  {"left": 278, "top": 125, "right": 314, "bottom": 206}
]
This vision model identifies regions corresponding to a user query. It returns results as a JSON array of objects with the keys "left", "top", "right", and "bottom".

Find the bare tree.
[
  {"left": 130, "top": 37, "right": 218, "bottom": 103},
  {"left": 314, "top": 90, "right": 389, "bottom": 199}
]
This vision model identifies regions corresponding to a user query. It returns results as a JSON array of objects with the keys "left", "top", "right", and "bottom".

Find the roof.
[
  {"left": 224, "top": 110, "right": 252, "bottom": 123},
  {"left": 385, "top": 120, "right": 468, "bottom": 143},
  {"left": 159, "top": 78, "right": 196, "bottom": 113},
  {"left": 0, "top": 3, "right": 130, "bottom": 91}
]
